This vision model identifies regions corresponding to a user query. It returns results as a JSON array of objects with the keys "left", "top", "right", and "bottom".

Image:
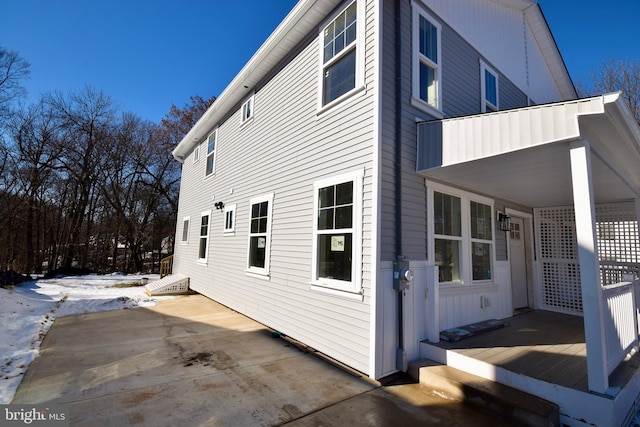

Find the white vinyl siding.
[{"left": 172, "top": 0, "right": 376, "bottom": 376}]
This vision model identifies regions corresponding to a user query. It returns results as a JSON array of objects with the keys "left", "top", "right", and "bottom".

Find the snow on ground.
[{"left": 0, "top": 273, "right": 177, "bottom": 404}]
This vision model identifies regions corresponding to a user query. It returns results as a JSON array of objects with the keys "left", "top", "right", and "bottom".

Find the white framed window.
[
  {"left": 246, "top": 193, "right": 274, "bottom": 276},
  {"left": 241, "top": 95, "right": 254, "bottom": 124},
  {"left": 198, "top": 210, "right": 211, "bottom": 264},
  {"left": 193, "top": 145, "right": 200, "bottom": 163},
  {"left": 224, "top": 204, "right": 236, "bottom": 233},
  {"left": 319, "top": 0, "right": 362, "bottom": 107},
  {"left": 481, "top": 61, "right": 498, "bottom": 112},
  {"left": 311, "top": 169, "right": 363, "bottom": 293},
  {"left": 412, "top": 2, "right": 442, "bottom": 115},
  {"left": 181, "top": 216, "right": 190, "bottom": 244},
  {"left": 428, "top": 182, "right": 494, "bottom": 285},
  {"left": 205, "top": 129, "right": 217, "bottom": 177}
]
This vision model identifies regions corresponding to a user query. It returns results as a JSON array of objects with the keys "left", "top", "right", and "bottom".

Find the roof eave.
[{"left": 172, "top": 0, "right": 342, "bottom": 161}]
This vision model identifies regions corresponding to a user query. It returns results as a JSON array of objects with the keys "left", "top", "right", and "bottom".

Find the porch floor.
[{"left": 428, "top": 310, "right": 640, "bottom": 393}]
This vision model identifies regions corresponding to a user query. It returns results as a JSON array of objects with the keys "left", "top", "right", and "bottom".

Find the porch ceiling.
[{"left": 417, "top": 93, "right": 640, "bottom": 208}]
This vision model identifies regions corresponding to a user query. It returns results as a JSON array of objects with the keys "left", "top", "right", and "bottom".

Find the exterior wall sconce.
[
  {"left": 215, "top": 201, "right": 225, "bottom": 210},
  {"left": 498, "top": 212, "right": 512, "bottom": 232}
]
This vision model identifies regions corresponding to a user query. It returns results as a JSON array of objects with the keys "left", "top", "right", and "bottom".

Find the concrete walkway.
[{"left": 13, "top": 295, "right": 511, "bottom": 426}]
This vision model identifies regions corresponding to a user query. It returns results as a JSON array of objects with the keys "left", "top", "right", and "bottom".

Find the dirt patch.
[{"left": 183, "top": 350, "right": 237, "bottom": 370}]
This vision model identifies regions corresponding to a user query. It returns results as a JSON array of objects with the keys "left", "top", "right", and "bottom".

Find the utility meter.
[{"left": 393, "top": 257, "right": 413, "bottom": 291}]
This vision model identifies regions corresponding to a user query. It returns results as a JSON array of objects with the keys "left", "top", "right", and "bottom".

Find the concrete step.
[{"left": 408, "top": 359, "right": 560, "bottom": 427}]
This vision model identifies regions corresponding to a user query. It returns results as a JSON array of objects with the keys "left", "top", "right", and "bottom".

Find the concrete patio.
[{"left": 12, "top": 295, "right": 511, "bottom": 426}]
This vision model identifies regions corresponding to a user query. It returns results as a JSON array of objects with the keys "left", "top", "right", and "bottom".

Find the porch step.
[
  {"left": 408, "top": 359, "right": 560, "bottom": 427},
  {"left": 145, "top": 273, "right": 190, "bottom": 296}
]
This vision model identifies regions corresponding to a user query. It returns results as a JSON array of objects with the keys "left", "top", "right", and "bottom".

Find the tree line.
[{"left": 0, "top": 46, "right": 214, "bottom": 274}]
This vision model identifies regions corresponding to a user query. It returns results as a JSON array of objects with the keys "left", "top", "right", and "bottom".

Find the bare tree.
[
  {"left": 46, "top": 87, "right": 116, "bottom": 269},
  {"left": 0, "top": 46, "right": 30, "bottom": 118},
  {"left": 579, "top": 57, "right": 640, "bottom": 123}
]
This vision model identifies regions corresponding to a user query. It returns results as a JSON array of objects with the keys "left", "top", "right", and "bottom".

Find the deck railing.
[
  {"left": 601, "top": 261, "right": 640, "bottom": 375},
  {"left": 160, "top": 255, "right": 173, "bottom": 279}
]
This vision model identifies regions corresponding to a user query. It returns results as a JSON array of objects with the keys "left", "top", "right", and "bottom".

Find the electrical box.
[{"left": 393, "top": 257, "right": 413, "bottom": 291}]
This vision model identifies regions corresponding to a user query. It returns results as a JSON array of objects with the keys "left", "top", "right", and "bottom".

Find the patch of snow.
[{"left": 0, "top": 274, "right": 177, "bottom": 404}]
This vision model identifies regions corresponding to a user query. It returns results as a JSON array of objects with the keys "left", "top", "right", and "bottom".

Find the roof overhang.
[
  {"left": 417, "top": 93, "right": 640, "bottom": 207},
  {"left": 172, "top": 0, "right": 342, "bottom": 161}
]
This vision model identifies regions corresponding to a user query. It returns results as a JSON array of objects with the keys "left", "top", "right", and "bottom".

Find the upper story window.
[
  {"left": 205, "top": 129, "right": 217, "bottom": 176},
  {"left": 321, "top": 1, "right": 358, "bottom": 106},
  {"left": 481, "top": 61, "right": 499, "bottom": 112},
  {"left": 193, "top": 145, "right": 200, "bottom": 163},
  {"left": 241, "top": 95, "right": 254, "bottom": 124},
  {"left": 412, "top": 3, "right": 442, "bottom": 114}
]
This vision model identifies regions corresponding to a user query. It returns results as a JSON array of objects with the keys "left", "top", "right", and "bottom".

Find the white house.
[{"left": 164, "top": 1, "right": 640, "bottom": 425}]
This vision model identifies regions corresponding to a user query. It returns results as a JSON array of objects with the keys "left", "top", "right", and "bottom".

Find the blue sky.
[{"left": 1, "top": 1, "right": 639, "bottom": 123}]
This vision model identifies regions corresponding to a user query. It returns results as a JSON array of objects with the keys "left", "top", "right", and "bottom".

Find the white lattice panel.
[
  {"left": 536, "top": 207, "right": 582, "bottom": 314},
  {"left": 535, "top": 202, "right": 640, "bottom": 314}
]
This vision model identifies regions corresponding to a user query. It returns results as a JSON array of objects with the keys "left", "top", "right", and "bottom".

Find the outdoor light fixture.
[
  {"left": 498, "top": 212, "right": 512, "bottom": 232},
  {"left": 215, "top": 201, "right": 225, "bottom": 210}
]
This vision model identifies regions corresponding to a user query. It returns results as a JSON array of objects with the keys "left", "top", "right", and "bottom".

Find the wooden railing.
[
  {"left": 603, "top": 279, "right": 639, "bottom": 374},
  {"left": 160, "top": 255, "right": 173, "bottom": 278}
]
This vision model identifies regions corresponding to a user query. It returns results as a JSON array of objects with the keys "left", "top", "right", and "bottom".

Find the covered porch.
[{"left": 415, "top": 93, "right": 640, "bottom": 426}]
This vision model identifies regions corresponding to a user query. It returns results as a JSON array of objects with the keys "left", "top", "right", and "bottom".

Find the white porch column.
[{"left": 570, "top": 141, "right": 608, "bottom": 393}]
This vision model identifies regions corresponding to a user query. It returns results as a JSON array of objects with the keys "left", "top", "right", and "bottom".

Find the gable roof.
[
  {"left": 173, "top": 0, "right": 577, "bottom": 161},
  {"left": 172, "top": 0, "right": 342, "bottom": 161}
]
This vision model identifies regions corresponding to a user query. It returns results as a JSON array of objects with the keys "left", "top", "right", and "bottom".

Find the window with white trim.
[
  {"left": 481, "top": 61, "right": 498, "bottom": 112},
  {"left": 224, "top": 204, "right": 236, "bottom": 233},
  {"left": 247, "top": 194, "right": 273, "bottom": 275},
  {"left": 205, "top": 130, "right": 217, "bottom": 176},
  {"left": 193, "top": 145, "right": 200, "bottom": 163},
  {"left": 429, "top": 183, "right": 494, "bottom": 285},
  {"left": 241, "top": 95, "right": 254, "bottom": 124},
  {"left": 181, "top": 216, "right": 190, "bottom": 244},
  {"left": 412, "top": 3, "right": 442, "bottom": 112},
  {"left": 312, "top": 170, "right": 363, "bottom": 293},
  {"left": 198, "top": 211, "right": 211, "bottom": 263},
  {"left": 321, "top": 1, "right": 358, "bottom": 106}
]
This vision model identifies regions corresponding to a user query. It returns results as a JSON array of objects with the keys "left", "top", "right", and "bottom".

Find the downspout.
[{"left": 394, "top": 0, "right": 406, "bottom": 371}]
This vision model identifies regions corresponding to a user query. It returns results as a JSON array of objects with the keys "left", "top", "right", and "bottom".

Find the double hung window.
[
  {"left": 430, "top": 184, "right": 494, "bottom": 285},
  {"left": 412, "top": 3, "right": 441, "bottom": 112},
  {"left": 224, "top": 204, "right": 236, "bottom": 233},
  {"left": 247, "top": 194, "right": 273, "bottom": 275},
  {"left": 241, "top": 95, "right": 254, "bottom": 124},
  {"left": 205, "top": 130, "right": 217, "bottom": 176},
  {"left": 312, "top": 170, "right": 363, "bottom": 293},
  {"left": 181, "top": 216, "right": 190, "bottom": 244},
  {"left": 481, "top": 62, "right": 499, "bottom": 112},
  {"left": 198, "top": 211, "right": 211, "bottom": 263},
  {"left": 321, "top": 1, "right": 358, "bottom": 106}
]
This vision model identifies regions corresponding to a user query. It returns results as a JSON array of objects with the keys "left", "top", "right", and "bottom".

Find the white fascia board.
[
  {"left": 173, "top": 0, "right": 342, "bottom": 161},
  {"left": 524, "top": 4, "right": 577, "bottom": 100}
]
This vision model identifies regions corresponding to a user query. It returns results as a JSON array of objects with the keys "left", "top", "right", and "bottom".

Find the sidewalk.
[{"left": 13, "top": 295, "right": 511, "bottom": 426}]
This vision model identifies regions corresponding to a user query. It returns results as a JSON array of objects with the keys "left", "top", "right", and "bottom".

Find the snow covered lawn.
[{"left": 0, "top": 273, "right": 178, "bottom": 404}]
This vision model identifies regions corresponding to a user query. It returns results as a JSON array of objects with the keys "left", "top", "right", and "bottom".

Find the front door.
[{"left": 509, "top": 217, "right": 530, "bottom": 310}]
